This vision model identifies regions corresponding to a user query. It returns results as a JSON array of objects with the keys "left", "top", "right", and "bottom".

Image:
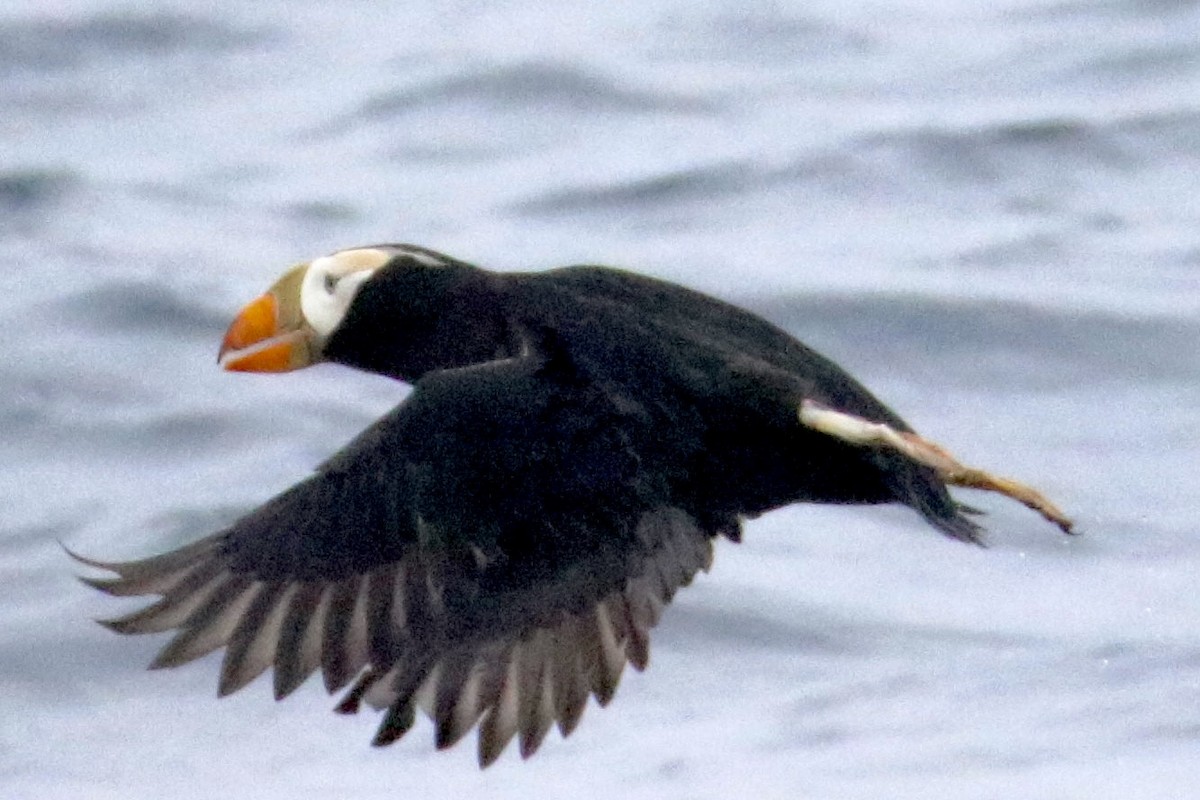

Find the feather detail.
[
  {"left": 218, "top": 581, "right": 292, "bottom": 697},
  {"left": 273, "top": 582, "right": 330, "bottom": 699},
  {"left": 150, "top": 576, "right": 257, "bottom": 669},
  {"left": 478, "top": 644, "right": 522, "bottom": 767},
  {"left": 321, "top": 574, "right": 371, "bottom": 693}
]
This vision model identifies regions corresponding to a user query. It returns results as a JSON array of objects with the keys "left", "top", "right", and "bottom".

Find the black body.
[{"left": 87, "top": 247, "right": 976, "bottom": 766}]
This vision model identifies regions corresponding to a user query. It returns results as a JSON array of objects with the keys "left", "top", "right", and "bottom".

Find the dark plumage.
[{"left": 75, "top": 244, "right": 1070, "bottom": 766}]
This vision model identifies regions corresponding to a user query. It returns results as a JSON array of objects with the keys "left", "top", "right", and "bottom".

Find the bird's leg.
[{"left": 798, "top": 399, "right": 1074, "bottom": 533}]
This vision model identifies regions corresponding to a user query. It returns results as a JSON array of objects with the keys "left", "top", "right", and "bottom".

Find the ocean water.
[{"left": 3, "top": 1, "right": 1199, "bottom": 797}]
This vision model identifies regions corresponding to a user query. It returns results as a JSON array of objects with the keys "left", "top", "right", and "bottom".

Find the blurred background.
[{"left": 2, "top": 1, "right": 1199, "bottom": 798}]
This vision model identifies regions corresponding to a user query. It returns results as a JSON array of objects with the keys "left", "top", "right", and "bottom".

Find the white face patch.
[
  {"left": 297, "top": 245, "right": 452, "bottom": 339},
  {"left": 299, "top": 248, "right": 391, "bottom": 339}
]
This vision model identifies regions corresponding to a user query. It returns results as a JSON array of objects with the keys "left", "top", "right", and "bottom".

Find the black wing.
[{"left": 76, "top": 357, "right": 727, "bottom": 766}]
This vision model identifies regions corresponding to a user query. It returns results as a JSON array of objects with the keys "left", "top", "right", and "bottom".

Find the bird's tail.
[{"left": 797, "top": 399, "right": 1073, "bottom": 541}]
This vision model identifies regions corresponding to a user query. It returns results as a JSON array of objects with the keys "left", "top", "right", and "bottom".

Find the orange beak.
[{"left": 218, "top": 266, "right": 315, "bottom": 372}]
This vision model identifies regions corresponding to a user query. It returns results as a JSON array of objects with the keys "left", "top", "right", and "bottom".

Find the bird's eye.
[{"left": 323, "top": 273, "right": 338, "bottom": 294}]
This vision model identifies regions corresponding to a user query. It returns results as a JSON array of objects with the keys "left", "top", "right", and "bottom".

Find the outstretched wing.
[{"left": 75, "top": 358, "right": 731, "bottom": 766}]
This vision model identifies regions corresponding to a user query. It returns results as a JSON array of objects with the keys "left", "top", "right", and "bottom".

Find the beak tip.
[
  {"left": 217, "top": 292, "right": 296, "bottom": 373},
  {"left": 218, "top": 280, "right": 315, "bottom": 373}
]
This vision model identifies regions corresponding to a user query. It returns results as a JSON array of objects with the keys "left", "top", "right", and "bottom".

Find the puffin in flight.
[{"left": 75, "top": 244, "right": 1072, "bottom": 766}]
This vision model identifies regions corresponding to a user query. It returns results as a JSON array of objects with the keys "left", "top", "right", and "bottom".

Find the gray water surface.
[{"left": 3, "top": 2, "right": 1199, "bottom": 798}]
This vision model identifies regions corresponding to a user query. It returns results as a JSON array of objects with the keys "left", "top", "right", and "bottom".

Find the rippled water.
[{"left": 3, "top": 1, "right": 1199, "bottom": 798}]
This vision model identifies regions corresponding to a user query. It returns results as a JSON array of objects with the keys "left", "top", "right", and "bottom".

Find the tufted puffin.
[{"left": 74, "top": 244, "right": 1072, "bottom": 766}]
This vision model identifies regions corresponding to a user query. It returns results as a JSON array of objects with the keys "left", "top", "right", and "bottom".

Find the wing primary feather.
[
  {"left": 67, "top": 534, "right": 223, "bottom": 590},
  {"left": 432, "top": 656, "right": 471, "bottom": 748},
  {"left": 390, "top": 562, "right": 409, "bottom": 632},
  {"left": 473, "top": 642, "right": 506, "bottom": 714},
  {"left": 653, "top": 534, "right": 687, "bottom": 599},
  {"left": 322, "top": 574, "right": 371, "bottom": 693},
  {"left": 452, "top": 666, "right": 485, "bottom": 747},
  {"left": 335, "top": 668, "right": 381, "bottom": 715},
  {"left": 692, "top": 530, "right": 716, "bottom": 573},
  {"left": 365, "top": 563, "right": 400, "bottom": 660},
  {"left": 551, "top": 615, "right": 589, "bottom": 737},
  {"left": 343, "top": 574, "right": 372, "bottom": 678},
  {"left": 637, "top": 571, "right": 668, "bottom": 627},
  {"left": 620, "top": 581, "right": 652, "bottom": 672},
  {"left": 414, "top": 662, "right": 441, "bottom": 719},
  {"left": 273, "top": 582, "right": 328, "bottom": 700},
  {"left": 673, "top": 519, "right": 713, "bottom": 578},
  {"left": 320, "top": 576, "right": 357, "bottom": 692},
  {"left": 656, "top": 513, "right": 711, "bottom": 602},
  {"left": 363, "top": 665, "right": 401, "bottom": 710},
  {"left": 588, "top": 599, "right": 626, "bottom": 706},
  {"left": 602, "top": 594, "right": 632, "bottom": 645},
  {"left": 478, "top": 644, "right": 521, "bottom": 767},
  {"left": 423, "top": 569, "right": 447, "bottom": 618},
  {"left": 218, "top": 581, "right": 291, "bottom": 697},
  {"left": 372, "top": 655, "right": 436, "bottom": 747},
  {"left": 517, "top": 629, "right": 555, "bottom": 759},
  {"left": 149, "top": 576, "right": 257, "bottom": 669},
  {"left": 98, "top": 558, "right": 226, "bottom": 635},
  {"left": 373, "top": 701, "right": 416, "bottom": 748},
  {"left": 434, "top": 655, "right": 484, "bottom": 749}
]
